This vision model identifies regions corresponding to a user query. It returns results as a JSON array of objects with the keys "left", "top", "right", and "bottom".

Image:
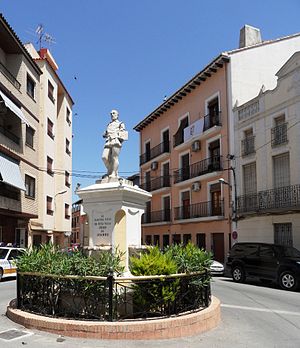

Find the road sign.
[{"left": 232, "top": 231, "right": 238, "bottom": 240}]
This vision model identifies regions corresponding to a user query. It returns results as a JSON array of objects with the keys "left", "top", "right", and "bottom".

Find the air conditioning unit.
[
  {"left": 151, "top": 161, "right": 158, "bottom": 171},
  {"left": 192, "top": 181, "right": 201, "bottom": 192},
  {"left": 191, "top": 140, "right": 201, "bottom": 152}
]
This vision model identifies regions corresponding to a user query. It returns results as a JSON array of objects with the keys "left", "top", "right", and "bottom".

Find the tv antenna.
[{"left": 35, "top": 24, "right": 56, "bottom": 50}]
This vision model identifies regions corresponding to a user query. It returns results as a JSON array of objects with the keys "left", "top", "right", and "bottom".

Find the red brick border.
[{"left": 7, "top": 296, "right": 220, "bottom": 340}]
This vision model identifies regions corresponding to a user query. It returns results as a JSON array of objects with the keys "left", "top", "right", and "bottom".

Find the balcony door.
[
  {"left": 145, "top": 171, "right": 151, "bottom": 192},
  {"left": 209, "top": 139, "right": 220, "bottom": 171},
  {"left": 208, "top": 98, "right": 219, "bottom": 126},
  {"left": 212, "top": 233, "right": 224, "bottom": 262},
  {"left": 181, "top": 153, "right": 190, "bottom": 181},
  {"left": 162, "top": 129, "right": 169, "bottom": 152},
  {"left": 210, "top": 183, "right": 222, "bottom": 216},
  {"left": 162, "top": 162, "right": 170, "bottom": 187},
  {"left": 145, "top": 141, "right": 151, "bottom": 162},
  {"left": 163, "top": 195, "right": 171, "bottom": 221},
  {"left": 181, "top": 190, "right": 190, "bottom": 219}
]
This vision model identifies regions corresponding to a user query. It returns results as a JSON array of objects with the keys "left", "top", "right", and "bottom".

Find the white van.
[{"left": 0, "top": 247, "right": 24, "bottom": 280}]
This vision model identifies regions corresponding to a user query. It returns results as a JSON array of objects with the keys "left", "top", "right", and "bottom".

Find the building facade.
[
  {"left": 235, "top": 51, "right": 300, "bottom": 250},
  {"left": 135, "top": 26, "right": 300, "bottom": 261},
  {"left": 0, "top": 15, "right": 73, "bottom": 248},
  {"left": 71, "top": 199, "right": 87, "bottom": 247},
  {"left": 0, "top": 14, "right": 42, "bottom": 247},
  {"left": 25, "top": 44, "right": 74, "bottom": 247}
]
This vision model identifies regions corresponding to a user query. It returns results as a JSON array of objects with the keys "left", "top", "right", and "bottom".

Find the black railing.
[
  {"left": 174, "top": 156, "right": 222, "bottom": 184},
  {"left": 203, "top": 111, "right": 221, "bottom": 131},
  {"left": 140, "top": 141, "right": 170, "bottom": 165},
  {"left": 0, "top": 61, "right": 21, "bottom": 90},
  {"left": 17, "top": 271, "right": 211, "bottom": 321},
  {"left": 271, "top": 123, "right": 288, "bottom": 147},
  {"left": 237, "top": 184, "right": 300, "bottom": 214},
  {"left": 174, "top": 200, "right": 224, "bottom": 220},
  {"left": 0, "top": 124, "right": 20, "bottom": 144},
  {"left": 142, "top": 209, "right": 171, "bottom": 223},
  {"left": 241, "top": 136, "right": 255, "bottom": 156},
  {"left": 141, "top": 176, "right": 170, "bottom": 192}
]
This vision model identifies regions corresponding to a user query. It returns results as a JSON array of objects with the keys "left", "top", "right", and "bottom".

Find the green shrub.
[
  {"left": 17, "top": 243, "right": 125, "bottom": 276},
  {"left": 164, "top": 242, "right": 212, "bottom": 273}
]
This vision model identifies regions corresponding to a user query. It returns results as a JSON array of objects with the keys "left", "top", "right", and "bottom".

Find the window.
[
  {"left": 242, "top": 129, "right": 255, "bottom": 156},
  {"left": 196, "top": 233, "right": 206, "bottom": 249},
  {"left": 48, "top": 80, "right": 55, "bottom": 103},
  {"left": 210, "top": 183, "right": 222, "bottom": 216},
  {"left": 204, "top": 97, "right": 220, "bottom": 131},
  {"left": 25, "top": 175, "right": 35, "bottom": 198},
  {"left": 153, "top": 235, "right": 160, "bottom": 247},
  {"left": 26, "top": 74, "right": 35, "bottom": 99},
  {"left": 273, "top": 153, "right": 290, "bottom": 188},
  {"left": 65, "top": 171, "right": 70, "bottom": 187},
  {"left": 47, "top": 118, "right": 54, "bottom": 139},
  {"left": 243, "top": 162, "right": 257, "bottom": 194},
  {"left": 145, "top": 235, "right": 152, "bottom": 245},
  {"left": 172, "top": 234, "right": 181, "bottom": 245},
  {"left": 25, "top": 126, "right": 35, "bottom": 148},
  {"left": 46, "top": 196, "right": 53, "bottom": 215},
  {"left": 173, "top": 116, "right": 189, "bottom": 147},
  {"left": 66, "top": 107, "right": 71, "bottom": 125},
  {"left": 47, "top": 156, "right": 53, "bottom": 175},
  {"left": 274, "top": 223, "right": 293, "bottom": 246},
  {"left": 259, "top": 245, "right": 274, "bottom": 257},
  {"left": 271, "top": 115, "right": 288, "bottom": 146},
  {"left": 183, "top": 234, "right": 191, "bottom": 246},
  {"left": 66, "top": 139, "right": 71, "bottom": 155},
  {"left": 65, "top": 204, "right": 70, "bottom": 219}
]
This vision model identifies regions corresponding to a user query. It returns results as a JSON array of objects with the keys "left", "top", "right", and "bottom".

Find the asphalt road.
[{"left": 0, "top": 277, "right": 300, "bottom": 347}]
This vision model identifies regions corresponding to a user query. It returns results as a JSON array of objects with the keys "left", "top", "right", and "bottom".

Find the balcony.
[
  {"left": 142, "top": 209, "right": 171, "bottom": 224},
  {"left": 237, "top": 184, "right": 300, "bottom": 214},
  {"left": 174, "top": 200, "right": 224, "bottom": 220},
  {"left": 174, "top": 156, "right": 222, "bottom": 184},
  {"left": 241, "top": 136, "right": 255, "bottom": 156},
  {"left": 140, "top": 176, "right": 170, "bottom": 192},
  {"left": 203, "top": 111, "right": 221, "bottom": 131},
  {"left": 140, "top": 141, "right": 170, "bottom": 165},
  {"left": 0, "top": 124, "right": 20, "bottom": 144},
  {"left": 0, "top": 61, "right": 21, "bottom": 90},
  {"left": 271, "top": 123, "right": 288, "bottom": 147}
]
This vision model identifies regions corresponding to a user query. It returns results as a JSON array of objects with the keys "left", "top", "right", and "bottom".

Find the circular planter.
[{"left": 7, "top": 296, "right": 221, "bottom": 340}]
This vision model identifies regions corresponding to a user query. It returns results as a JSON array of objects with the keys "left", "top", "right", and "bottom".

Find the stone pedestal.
[{"left": 76, "top": 178, "right": 151, "bottom": 273}]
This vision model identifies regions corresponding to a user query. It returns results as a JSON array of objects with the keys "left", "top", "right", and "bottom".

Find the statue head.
[{"left": 110, "top": 109, "right": 119, "bottom": 121}]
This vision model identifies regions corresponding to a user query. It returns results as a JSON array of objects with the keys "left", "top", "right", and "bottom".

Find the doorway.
[{"left": 212, "top": 233, "right": 224, "bottom": 262}]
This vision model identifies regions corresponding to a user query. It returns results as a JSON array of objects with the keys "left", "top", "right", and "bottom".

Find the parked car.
[
  {"left": 210, "top": 260, "right": 225, "bottom": 276},
  {"left": 0, "top": 247, "right": 24, "bottom": 281},
  {"left": 226, "top": 242, "right": 300, "bottom": 291}
]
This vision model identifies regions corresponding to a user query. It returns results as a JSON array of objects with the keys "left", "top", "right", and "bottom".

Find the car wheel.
[
  {"left": 279, "top": 271, "right": 298, "bottom": 291},
  {"left": 232, "top": 265, "right": 245, "bottom": 283},
  {"left": 0, "top": 268, "right": 3, "bottom": 281}
]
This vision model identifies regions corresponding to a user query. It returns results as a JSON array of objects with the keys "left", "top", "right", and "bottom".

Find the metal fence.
[{"left": 17, "top": 271, "right": 211, "bottom": 321}]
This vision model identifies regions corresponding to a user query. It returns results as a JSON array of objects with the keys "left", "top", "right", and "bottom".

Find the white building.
[
  {"left": 25, "top": 44, "right": 74, "bottom": 247},
  {"left": 234, "top": 51, "right": 300, "bottom": 250}
]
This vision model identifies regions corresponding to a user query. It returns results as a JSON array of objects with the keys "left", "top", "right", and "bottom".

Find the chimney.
[{"left": 239, "top": 25, "right": 262, "bottom": 48}]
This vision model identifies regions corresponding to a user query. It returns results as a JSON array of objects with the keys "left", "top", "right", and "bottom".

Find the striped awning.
[
  {"left": 0, "top": 90, "right": 28, "bottom": 125},
  {"left": 0, "top": 152, "right": 26, "bottom": 191}
]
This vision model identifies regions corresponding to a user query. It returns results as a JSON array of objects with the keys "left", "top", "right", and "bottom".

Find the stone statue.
[{"left": 102, "top": 110, "right": 128, "bottom": 178}]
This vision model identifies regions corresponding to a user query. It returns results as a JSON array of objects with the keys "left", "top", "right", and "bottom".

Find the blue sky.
[{"left": 1, "top": 0, "right": 300, "bottom": 201}]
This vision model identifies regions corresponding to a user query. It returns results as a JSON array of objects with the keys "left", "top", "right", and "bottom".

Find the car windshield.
[
  {"left": 281, "top": 246, "right": 300, "bottom": 258},
  {"left": 0, "top": 248, "right": 9, "bottom": 259}
]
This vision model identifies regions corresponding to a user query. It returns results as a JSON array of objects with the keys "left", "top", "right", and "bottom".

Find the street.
[{"left": 0, "top": 277, "right": 300, "bottom": 347}]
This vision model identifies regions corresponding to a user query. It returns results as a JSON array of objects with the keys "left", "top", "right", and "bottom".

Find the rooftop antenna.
[{"left": 35, "top": 24, "right": 56, "bottom": 50}]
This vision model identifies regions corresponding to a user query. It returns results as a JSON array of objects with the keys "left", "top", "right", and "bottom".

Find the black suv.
[{"left": 226, "top": 242, "right": 300, "bottom": 291}]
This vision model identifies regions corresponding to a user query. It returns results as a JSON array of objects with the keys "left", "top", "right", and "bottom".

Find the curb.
[{"left": 7, "top": 296, "right": 221, "bottom": 340}]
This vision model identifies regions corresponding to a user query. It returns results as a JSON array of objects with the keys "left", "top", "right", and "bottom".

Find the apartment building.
[
  {"left": 134, "top": 25, "right": 300, "bottom": 261},
  {"left": 25, "top": 44, "right": 74, "bottom": 247},
  {"left": 235, "top": 51, "right": 300, "bottom": 250},
  {"left": 0, "top": 14, "right": 73, "bottom": 247},
  {"left": 0, "top": 14, "right": 42, "bottom": 247},
  {"left": 71, "top": 199, "right": 86, "bottom": 246}
]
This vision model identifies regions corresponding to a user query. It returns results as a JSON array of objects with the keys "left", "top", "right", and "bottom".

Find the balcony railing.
[
  {"left": 174, "top": 200, "right": 224, "bottom": 220},
  {"left": 271, "top": 123, "right": 288, "bottom": 147},
  {"left": 0, "top": 124, "right": 20, "bottom": 144},
  {"left": 0, "top": 61, "right": 21, "bottom": 90},
  {"left": 241, "top": 135, "right": 255, "bottom": 156},
  {"left": 140, "top": 141, "right": 170, "bottom": 165},
  {"left": 140, "top": 176, "right": 170, "bottom": 192},
  {"left": 142, "top": 209, "right": 171, "bottom": 224},
  {"left": 237, "top": 184, "right": 300, "bottom": 214},
  {"left": 203, "top": 111, "right": 221, "bottom": 131},
  {"left": 0, "top": 183, "right": 20, "bottom": 201},
  {"left": 174, "top": 156, "right": 222, "bottom": 184}
]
